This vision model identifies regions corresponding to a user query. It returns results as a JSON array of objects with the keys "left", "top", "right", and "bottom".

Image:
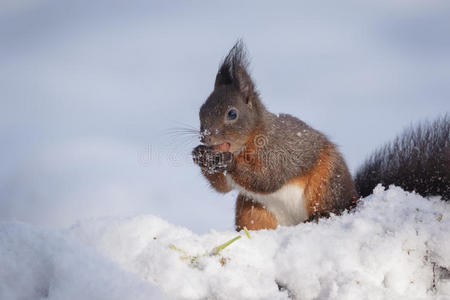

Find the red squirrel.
[{"left": 192, "top": 41, "right": 449, "bottom": 231}]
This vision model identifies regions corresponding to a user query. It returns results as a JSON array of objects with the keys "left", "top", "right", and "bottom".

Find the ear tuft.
[{"left": 214, "top": 40, "right": 255, "bottom": 102}]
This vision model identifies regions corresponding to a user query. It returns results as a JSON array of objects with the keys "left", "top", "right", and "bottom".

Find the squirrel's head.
[{"left": 199, "top": 41, "right": 264, "bottom": 153}]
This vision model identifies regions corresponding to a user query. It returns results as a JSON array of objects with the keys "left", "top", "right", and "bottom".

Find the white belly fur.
[{"left": 226, "top": 175, "right": 308, "bottom": 226}]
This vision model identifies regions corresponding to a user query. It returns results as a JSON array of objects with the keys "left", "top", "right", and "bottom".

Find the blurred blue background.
[{"left": 1, "top": 0, "right": 449, "bottom": 233}]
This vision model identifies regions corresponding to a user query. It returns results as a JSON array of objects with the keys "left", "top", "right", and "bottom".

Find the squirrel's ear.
[
  {"left": 234, "top": 64, "right": 254, "bottom": 106},
  {"left": 215, "top": 40, "right": 255, "bottom": 107},
  {"left": 214, "top": 67, "right": 232, "bottom": 87}
]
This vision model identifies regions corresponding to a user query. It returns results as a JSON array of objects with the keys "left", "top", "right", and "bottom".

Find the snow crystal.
[{"left": 201, "top": 129, "right": 211, "bottom": 137}]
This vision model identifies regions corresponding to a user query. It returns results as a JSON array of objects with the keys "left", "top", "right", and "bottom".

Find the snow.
[
  {"left": 1, "top": 186, "right": 450, "bottom": 299},
  {"left": 0, "top": 223, "right": 163, "bottom": 300}
]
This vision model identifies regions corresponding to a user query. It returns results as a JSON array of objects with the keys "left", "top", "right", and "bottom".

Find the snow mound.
[
  {"left": 1, "top": 186, "right": 450, "bottom": 299},
  {"left": 0, "top": 223, "right": 162, "bottom": 299}
]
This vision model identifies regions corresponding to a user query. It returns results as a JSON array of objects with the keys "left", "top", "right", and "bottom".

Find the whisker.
[
  {"left": 165, "top": 135, "right": 199, "bottom": 154},
  {"left": 165, "top": 132, "right": 199, "bottom": 140},
  {"left": 172, "top": 121, "right": 199, "bottom": 131},
  {"left": 165, "top": 125, "right": 200, "bottom": 139},
  {"left": 167, "top": 125, "right": 198, "bottom": 135},
  {"left": 162, "top": 121, "right": 202, "bottom": 154},
  {"left": 166, "top": 129, "right": 199, "bottom": 135}
]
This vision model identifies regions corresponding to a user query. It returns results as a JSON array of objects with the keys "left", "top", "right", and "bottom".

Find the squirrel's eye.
[{"left": 227, "top": 109, "right": 238, "bottom": 121}]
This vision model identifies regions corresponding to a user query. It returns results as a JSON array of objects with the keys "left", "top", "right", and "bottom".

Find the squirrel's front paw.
[{"left": 192, "top": 145, "right": 233, "bottom": 173}]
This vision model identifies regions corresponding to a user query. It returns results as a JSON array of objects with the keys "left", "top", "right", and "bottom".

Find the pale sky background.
[{"left": 1, "top": 0, "right": 449, "bottom": 233}]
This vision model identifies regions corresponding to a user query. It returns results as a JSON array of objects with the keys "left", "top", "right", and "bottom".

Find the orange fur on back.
[{"left": 294, "top": 145, "right": 333, "bottom": 218}]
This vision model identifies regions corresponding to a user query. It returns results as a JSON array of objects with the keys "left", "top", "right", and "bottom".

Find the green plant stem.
[
  {"left": 243, "top": 226, "right": 251, "bottom": 239},
  {"left": 213, "top": 235, "right": 241, "bottom": 255}
]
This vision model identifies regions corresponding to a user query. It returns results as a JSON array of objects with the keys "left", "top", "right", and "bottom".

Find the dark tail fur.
[{"left": 354, "top": 115, "right": 450, "bottom": 201}]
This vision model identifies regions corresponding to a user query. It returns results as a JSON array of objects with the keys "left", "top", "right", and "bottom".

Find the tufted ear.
[{"left": 214, "top": 40, "right": 255, "bottom": 106}]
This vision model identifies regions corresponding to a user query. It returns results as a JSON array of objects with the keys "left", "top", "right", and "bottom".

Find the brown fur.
[
  {"left": 201, "top": 169, "right": 231, "bottom": 193},
  {"left": 291, "top": 144, "right": 334, "bottom": 217},
  {"left": 235, "top": 194, "right": 278, "bottom": 231},
  {"left": 230, "top": 129, "right": 264, "bottom": 190},
  {"left": 233, "top": 143, "right": 350, "bottom": 227}
]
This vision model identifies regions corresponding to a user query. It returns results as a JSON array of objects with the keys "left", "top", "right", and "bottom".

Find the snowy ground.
[{"left": 1, "top": 185, "right": 450, "bottom": 300}]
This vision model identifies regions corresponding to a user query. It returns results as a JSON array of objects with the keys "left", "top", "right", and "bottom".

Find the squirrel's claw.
[{"left": 192, "top": 145, "right": 233, "bottom": 174}]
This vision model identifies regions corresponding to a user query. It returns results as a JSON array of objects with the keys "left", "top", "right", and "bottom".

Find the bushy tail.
[{"left": 354, "top": 115, "right": 450, "bottom": 201}]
